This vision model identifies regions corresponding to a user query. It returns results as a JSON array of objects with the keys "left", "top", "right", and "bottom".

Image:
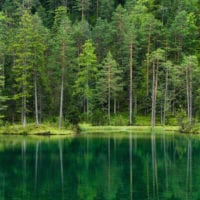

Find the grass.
[
  {"left": 0, "top": 123, "right": 75, "bottom": 135},
  {"left": 79, "top": 123, "right": 179, "bottom": 134}
]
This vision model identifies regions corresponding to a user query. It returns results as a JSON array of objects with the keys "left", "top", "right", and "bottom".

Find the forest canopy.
[{"left": 0, "top": 0, "right": 200, "bottom": 128}]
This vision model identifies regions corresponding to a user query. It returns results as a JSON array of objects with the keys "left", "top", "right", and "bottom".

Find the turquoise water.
[{"left": 0, "top": 133, "right": 197, "bottom": 200}]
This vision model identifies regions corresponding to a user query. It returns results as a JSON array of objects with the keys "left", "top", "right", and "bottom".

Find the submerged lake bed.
[{"left": 0, "top": 133, "right": 197, "bottom": 200}]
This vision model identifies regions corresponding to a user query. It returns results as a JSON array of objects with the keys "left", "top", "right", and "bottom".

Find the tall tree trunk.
[
  {"left": 189, "top": 67, "right": 192, "bottom": 125},
  {"left": 186, "top": 66, "right": 192, "bottom": 125},
  {"left": 134, "top": 95, "right": 137, "bottom": 116},
  {"left": 59, "top": 42, "right": 65, "bottom": 129},
  {"left": 114, "top": 98, "right": 116, "bottom": 114},
  {"left": 186, "top": 67, "right": 190, "bottom": 124},
  {"left": 23, "top": 95, "right": 27, "bottom": 128},
  {"left": 108, "top": 64, "right": 111, "bottom": 123},
  {"left": 146, "top": 24, "right": 151, "bottom": 97},
  {"left": 96, "top": 0, "right": 99, "bottom": 18},
  {"left": 129, "top": 40, "right": 133, "bottom": 125},
  {"left": 86, "top": 96, "right": 89, "bottom": 120},
  {"left": 34, "top": 70, "right": 39, "bottom": 125},
  {"left": 81, "top": 0, "right": 84, "bottom": 20},
  {"left": 151, "top": 61, "right": 156, "bottom": 128},
  {"left": 22, "top": 61, "right": 27, "bottom": 128},
  {"left": 163, "top": 66, "right": 168, "bottom": 125}
]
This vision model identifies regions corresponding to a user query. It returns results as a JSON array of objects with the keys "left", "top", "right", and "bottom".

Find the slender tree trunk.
[
  {"left": 22, "top": 59, "right": 27, "bottom": 128},
  {"left": 108, "top": 64, "right": 111, "bottom": 123},
  {"left": 129, "top": 40, "right": 133, "bottom": 125},
  {"left": 163, "top": 66, "right": 168, "bottom": 125},
  {"left": 186, "top": 67, "right": 190, "bottom": 124},
  {"left": 23, "top": 95, "right": 27, "bottom": 128},
  {"left": 134, "top": 95, "right": 137, "bottom": 116},
  {"left": 189, "top": 67, "right": 192, "bottom": 125},
  {"left": 151, "top": 61, "right": 156, "bottom": 128},
  {"left": 39, "top": 93, "right": 42, "bottom": 123},
  {"left": 22, "top": 96, "right": 24, "bottom": 127},
  {"left": 86, "top": 97, "right": 89, "bottom": 120},
  {"left": 186, "top": 66, "right": 192, "bottom": 125},
  {"left": 81, "top": 0, "right": 84, "bottom": 20},
  {"left": 34, "top": 71, "right": 39, "bottom": 125},
  {"left": 96, "top": 0, "right": 99, "bottom": 18},
  {"left": 59, "top": 42, "right": 65, "bottom": 129},
  {"left": 114, "top": 98, "right": 116, "bottom": 114},
  {"left": 146, "top": 24, "right": 151, "bottom": 97}
]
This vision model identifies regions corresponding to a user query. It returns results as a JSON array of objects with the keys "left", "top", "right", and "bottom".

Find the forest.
[{"left": 0, "top": 0, "right": 200, "bottom": 129}]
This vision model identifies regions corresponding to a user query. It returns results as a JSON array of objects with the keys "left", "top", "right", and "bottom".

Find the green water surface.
[{"left": 0, "top": 133, "right": 197, "bottom": 200}]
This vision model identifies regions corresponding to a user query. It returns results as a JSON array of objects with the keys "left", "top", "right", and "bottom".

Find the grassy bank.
[
  {"left": 0, "top": 123, "right": 75, "bottom": 135},
  {"left": 79, "top": 123, "right": 179, "bottom": 134},
  {"left": 0, "top": 123, "right": 184, "bottom": 135}
]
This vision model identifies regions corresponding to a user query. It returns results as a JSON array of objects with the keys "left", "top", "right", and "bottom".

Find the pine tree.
[
  {"left": 74, "top": 0, "right": 91, "bottom": 20},
  {"left": 31, "top": 14, "right": 48, "bottom": 125},
  {"left": 182, "top": 55, "right": 198, "bottom": 125},
  {"left": 95, "top": 51, "right": 122, "bottom": 123},
  {"left": 74, "top": 39, "right": 97, "bottom": 120},
  {"left": 51, "top": 6, "right": 74, "bottom": 128},
  {"left": 0, "top": 12, "right": 8, "bottom": 121},
  {"left": 150, "top": 48, "right": 165, "bottom": 128},
  {"left": 12, "top": 10, "right": 46, "bottom": 127}
]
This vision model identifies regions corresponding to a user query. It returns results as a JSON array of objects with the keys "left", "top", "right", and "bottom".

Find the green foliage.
[
  {"left": 0, "top": 0, "right": 200, "bottom": 128},
  {"left": 110, "top": 114, "right": 129, "bottom": 126},
  {"left": 95, "top": 51, "right": 122, "bottom": 108},
  {"left": 73, "top": 39, "right": 97, "bottom": 115}
]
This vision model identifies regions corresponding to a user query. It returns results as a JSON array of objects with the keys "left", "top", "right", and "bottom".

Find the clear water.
[{"left": 0, "top": 133, "right": 197, "bottom": 200}]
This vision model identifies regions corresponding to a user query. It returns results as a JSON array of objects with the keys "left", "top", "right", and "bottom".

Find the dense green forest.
[{"left": 0, "top": 0, "right": 200, "bottom": 128}]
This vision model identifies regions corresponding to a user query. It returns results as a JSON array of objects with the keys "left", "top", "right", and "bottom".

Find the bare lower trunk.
[
  {"left": 151, "top": 61, "right": 156, "bottom": 128},
  {"left": 186, "top": 67, "right": 192, "bottom": 125},
  {"left": 34, "top": 71, "right": 39, "bottom": 125},
  {"left": 151, "top": 60, "right": 159, "bottom": 128},
  {"left": 163, "top": 67, "right": 168, "bottom": 125},
  {"left": 86, "top": 97, "right": 89, "bottom": 120},
  {"left": 59, "top": 43, "right": 65, "bottom": 129},
  {"left": 22, "top": 95, "right": 27, "bottom": 128},
  {"left": 134, "top": 95, "right": 137, "bottom": 116},
  {"left": 108, "top": 64, "right": 111, "bottom": 123},
  {"left": 114, "top": 98, "right": 116, "bottom": 114},
  {"left": 129, "top": 41, "right": 133, "bottom": 125},
  {"left": 59, "top": 73, "right": 64, "bottom": 128},
  {"left": 146, "top": 24, "right": 151, "bottom": 96},
  {"left": 81, "top": 0, "right": 84, "bottom": 20},
  {"left": 189, "top": 68, "right": 192, "bottom": 125},
  {"left": 96, "top": 0, "right": 99, "bottom": 18}
]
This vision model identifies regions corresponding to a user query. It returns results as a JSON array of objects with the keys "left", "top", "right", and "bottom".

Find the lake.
[{"left": 0, "top": 133, "right": 197, "bottom": 200}]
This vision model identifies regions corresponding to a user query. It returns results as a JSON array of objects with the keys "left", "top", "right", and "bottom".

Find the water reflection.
[
  {"left": 129, "top": 133, "right": 133, "bottom": 200},
  {"left": 186, "top": 140, "right": 192, "bottom": 200},
  {"left": 0, "top": 134, "right": 198, "bottom": 200}
]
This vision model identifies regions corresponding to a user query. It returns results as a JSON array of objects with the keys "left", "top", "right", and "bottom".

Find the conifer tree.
[
  {"left": 0, "top": 12, "right": 8, "bottom": 120},
  {"left": 51, "top": 6, "right": 74, "bottom": 128},
  {"left": 12, "top": 11, "right": 34, "bottom": 127},
  {"left": 95, "top": 51, "right": 122, "bottom": 123},
  {"left": 74, "top": 40, "right": 97, "bottom": 120}
]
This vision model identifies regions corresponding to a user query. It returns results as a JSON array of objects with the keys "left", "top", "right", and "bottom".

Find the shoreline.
[{"left": 0, "top": 123, "right": 180, "bottom": 135}]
